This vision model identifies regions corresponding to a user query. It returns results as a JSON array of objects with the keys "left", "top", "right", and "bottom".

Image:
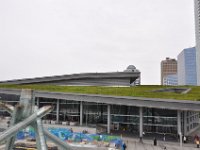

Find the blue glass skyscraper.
[{"left": 178, "top": 47, "right": 197, "bottom": 85}]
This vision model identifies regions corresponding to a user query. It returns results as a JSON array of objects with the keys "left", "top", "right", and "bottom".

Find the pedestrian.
[
  {"left": 197, "top": 140, "right": 200, "bottom": 148},
  {"left": 183, "top": 136, "right": 187, "bottom": 143},
  {"left": 99, "top": 134, "right": 102, "bottom": 141},
  {"left": 163, "top": 133, "right": 166, "bottom": 141},
  {"left": 153, "top": 137, "right": 157, "bottom": 146},
  {"left": 115, "top": 143, "right": 119, "bottom": 149},
  {"left": 195, "top": 134, "right": 199, "bottom": 143},
  {"left": 122, "top": 142, "right": 127, "bottom": 150}
]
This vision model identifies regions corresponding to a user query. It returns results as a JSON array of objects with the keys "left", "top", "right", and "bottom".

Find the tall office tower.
[
  {"left": 178, "top": 47, "right": 197, "bottom": 85},
  {"left": 161, "top": 57, "right": 177, "bottom": 85},
  {"left": 194, "top": 0, "right": 200, "bottom": 85}
]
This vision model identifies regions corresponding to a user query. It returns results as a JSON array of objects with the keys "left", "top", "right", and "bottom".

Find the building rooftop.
[
  {"left": 0, "top": 85, "right": 199, "bottom": 101},
  {"left": 0, "top": 66, "right": 140, "bottom": 87}
]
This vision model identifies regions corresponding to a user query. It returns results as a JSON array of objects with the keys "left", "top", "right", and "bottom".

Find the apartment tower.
[{"left": 161, "top": 57, "right": 177, "bottom": 85}]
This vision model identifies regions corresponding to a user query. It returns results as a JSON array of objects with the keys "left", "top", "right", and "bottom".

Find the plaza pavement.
[
  {"left": 0, "top": 121, "right": 199, "bottom": 150},
  {"left": 123, "top": 137, "right": 198, "bottom": 150}
]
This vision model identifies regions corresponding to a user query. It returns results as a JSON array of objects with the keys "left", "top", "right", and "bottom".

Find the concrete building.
[
  {"left": 178, "top": 47, "right": 197, "bottom": 85},
  {"left": 0, "top": 66, "right": 140, "bottom": 87},
  {"left": 163, "top": 74, "right": 178, "bottom": 86},
  {"left": 0, "top": 88, "right": 199, "bottom": 138},
  {"left": 194, "top": 0, "right": 200, "bottom": 85},
  {"left": 0, "top": 66, "right": 198, "bottom": 138},
  {"left": 161, "top": 58, "right": 177, "bottom": 85}
]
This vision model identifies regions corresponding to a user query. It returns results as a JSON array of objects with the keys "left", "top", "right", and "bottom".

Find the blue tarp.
[
  {"left": 16, "top": 131, "right": 25, "bottom": 140},
  {"left": 16, "top": 127, "right": 124, "bottom": 148}
]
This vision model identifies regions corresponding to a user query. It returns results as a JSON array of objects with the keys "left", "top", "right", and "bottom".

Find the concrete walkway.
[
  {"left": 0, "top": 121, "right": 199, "bottom": 150},
  {"left": 123, "top": 137, "right": 198, "bottom": 150}
]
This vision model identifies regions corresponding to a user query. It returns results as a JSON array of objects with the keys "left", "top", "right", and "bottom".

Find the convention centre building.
[{"left": 0, "top": 66, "right": 199, "bottom": 139}]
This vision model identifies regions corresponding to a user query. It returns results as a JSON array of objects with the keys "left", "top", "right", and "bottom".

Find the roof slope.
[{"left": 0, "top": 85, "right": 199, "bottom": 101}]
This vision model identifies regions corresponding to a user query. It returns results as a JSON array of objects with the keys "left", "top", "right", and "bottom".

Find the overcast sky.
[{"left": 0, "top": 0, "right": 195, "bottom": 84}]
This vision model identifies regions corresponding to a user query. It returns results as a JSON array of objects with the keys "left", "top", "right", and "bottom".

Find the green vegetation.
[{"left": 0, "top": 84, "right": 199, "bottom": 101}]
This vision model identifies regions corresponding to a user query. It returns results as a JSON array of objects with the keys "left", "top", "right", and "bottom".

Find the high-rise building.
[
  {"left": 194, "top": 0, "right": 200, "bottom": 85},
  {"left": 178, "top": 47, "right": 197, "bottom": 85},
  {"left": 161, "top": 57, "right": 177, "bottom": 85}
]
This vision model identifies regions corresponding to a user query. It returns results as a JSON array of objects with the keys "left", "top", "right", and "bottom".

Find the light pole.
[{"left": 179, "top": 132, "right": 183, "bottom": 147}]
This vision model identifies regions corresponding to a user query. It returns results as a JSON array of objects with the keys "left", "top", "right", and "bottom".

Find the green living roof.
[{"left": 0, "top": 84, "right": 199, "bottom": 101}]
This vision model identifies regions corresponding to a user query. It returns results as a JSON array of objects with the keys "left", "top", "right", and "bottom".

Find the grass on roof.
[{"left": 0, "top": 84, "right": 199, "bottom": 101}]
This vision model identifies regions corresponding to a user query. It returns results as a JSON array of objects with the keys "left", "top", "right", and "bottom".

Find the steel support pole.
[
  {"left": 177, "top": 110, "right": 182, "bottom": 147},
  {"left": 44, "top": 130, "right": 73, "bottom": 150},
  {"left": 139, "top": 107, "right": 143, "bottom": 141},
  {"left": 80, "top": 101, "right": 83, "bottom": 126},
  {"left": 107, "top": 104, "right": 111, "bottom": 134},
  {"left": 56, "top": 99, "right": 60, "bottom": 124},
  {"left": 0, "top": 106, "right": 53, "bottom": 142},
  {"left": 0, "top": 102, "right": 14, "bottom": 114},
  {"left": 32, "top": 107, "right": 48, "bottom": 150},
  {"left": 36, "top": 118, "right": 48, "bottom": 150},
  {"left": 184, "top": 111, "right": 187, "bottom": 135},
  {"left": 5, "top": 105, "right": 21, "bottom": 150},
  {"left": 37, "top": 97, "right": 40, "bottom": 107}
]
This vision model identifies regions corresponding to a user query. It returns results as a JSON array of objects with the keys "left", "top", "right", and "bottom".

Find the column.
[
  {"left": 177, "top": 110, "right": 182, "bottom": 147},
  {"left": 37, "top": 97, "right": 39, "bottom": 107},
  {"left": 56, "top": 99, "right": 60, "bottom": 124},
  {"left": 177, "top": 110, "right": 181, "bottom": 134},
  {"left": 80, "top": 101, "right": 83, "bottom": 126},
  {"left": 184, "top": 111, "right": 187, "bottom": 135},
  {"left": 107, "top": 105, "right": 111, "bottom": 134},
  {"left": 139, "top": 107, "right": 143, "bottom": 140}
]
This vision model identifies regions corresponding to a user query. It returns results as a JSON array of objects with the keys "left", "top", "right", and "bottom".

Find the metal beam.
[
  {"left": 5, "top": 105, "right": 22, "bottom": 150},
  {"left": 32, "top": 107, "right": 48, "bottom": 150},
  {"left": 44, "top": 130, "right": 74, "bottom": 150},
  {"left": 0, "top": 102, "right": 14, "bottom": 114},
  {"left": 0, "top": 106, "right": 53, "bottom": 142}
]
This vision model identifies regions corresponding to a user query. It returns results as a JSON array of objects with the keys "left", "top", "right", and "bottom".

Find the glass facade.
[
  {"left": 143, "top": 108, "right": 177, "bottom": 134},
  {"left": 83, "top": 102, "right": 107, "bottom": 124},
  {"left": 163, "top": 74, "right": 178, "bottom": 85},
  {"left": 0, "top": 94, "right": 198, "bottom": 137},
  {"left": 36, "top": 99, "right": 181, "bottom": 135},
  {"left": 39, "top": 100, "right": 180, "bottom": 135},
  {"left": 178, "top": 47, "right": 197, "bottom": 85}
]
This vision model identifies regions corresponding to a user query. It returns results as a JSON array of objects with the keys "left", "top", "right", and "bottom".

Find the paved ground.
[
  {"left": 0, "top": 121, "right": 199, "bottom": 150},
  {"left": 123, "top": 137, "right": 198, "bottom": 150},
  {"left": 0, "top": 135, "right": 198, "bottom": 150}
]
